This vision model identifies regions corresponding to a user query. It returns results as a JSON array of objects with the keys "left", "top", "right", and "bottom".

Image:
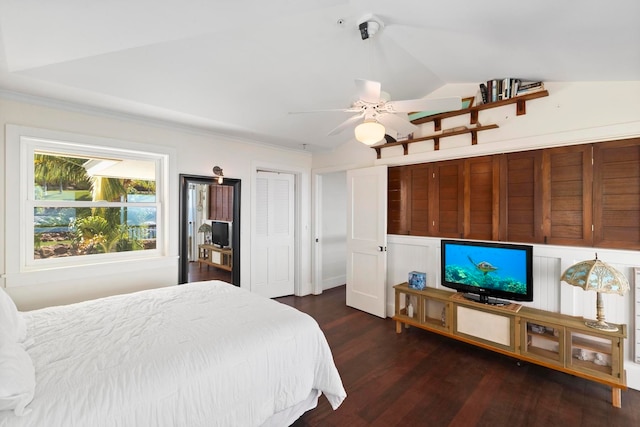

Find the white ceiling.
[{"left": 1, "top": 0, "right": 639, "bottom": 152}]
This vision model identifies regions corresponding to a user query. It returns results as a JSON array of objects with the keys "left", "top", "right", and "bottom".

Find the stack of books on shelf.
[{"left": 479, "top": 78, "right": 545, "bottom": 104}]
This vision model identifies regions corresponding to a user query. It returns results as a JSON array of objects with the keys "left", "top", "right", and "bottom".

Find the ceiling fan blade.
[
  {"left": 377, "top": 113, "right": 418, "bottom": 137},
  {"left": 289, "top": 107, "right": 361, "bottom": 114},
  {"left": 387, "top": 96, "right": 462, "bottom": 113},
  {"left": 328, "top": 113, "right": 365, "bottom": 136},
  {"left": 355, "top": 79, "right": 381, "bottom": 103}
]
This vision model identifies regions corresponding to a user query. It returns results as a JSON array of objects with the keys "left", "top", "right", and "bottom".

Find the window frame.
[{"left": 4, "top": 125, "right": 173, "bottom": 286}]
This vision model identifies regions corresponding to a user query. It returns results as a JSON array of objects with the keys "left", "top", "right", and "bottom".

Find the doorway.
[
  {"left": 315, "top": 171, "right": 347, "bottom": 292},
  {"left": 179, "top": 174, "right": 241, "bottom": 285}
]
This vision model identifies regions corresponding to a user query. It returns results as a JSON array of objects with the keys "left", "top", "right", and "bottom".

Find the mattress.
[{"left": 0, "top": 280, "right": 346, "bottom": 426}]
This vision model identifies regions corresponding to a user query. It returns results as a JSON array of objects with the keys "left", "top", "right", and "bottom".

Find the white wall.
[
  {"left": 312, "top": 81, "right": 640, "bottom": 390},
  {"left": 0, "top": 95, "right": 312, "bottom": 310}
]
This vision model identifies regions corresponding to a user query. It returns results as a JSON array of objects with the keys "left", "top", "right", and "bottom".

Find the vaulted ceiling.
[{"left": 1, "top": 0, "right": 638, "bottom": 151}]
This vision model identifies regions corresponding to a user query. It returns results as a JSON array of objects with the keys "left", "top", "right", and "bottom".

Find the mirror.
[{"left": 178, "top": 174, "right": 240, "bottom": 285}]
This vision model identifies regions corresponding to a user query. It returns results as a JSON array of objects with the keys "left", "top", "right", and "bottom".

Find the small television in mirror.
[{"left": 211, "top": 221, "right": 229, "bottom": 248}]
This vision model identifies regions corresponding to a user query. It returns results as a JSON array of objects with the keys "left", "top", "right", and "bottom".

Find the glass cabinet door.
[
  {"left": 566, "top": 330, "right": 617, "bottom": 378},
  {"left": 395, "top": 288, "right": 420, "bottom": 323},
  {"left": 422, "top": 298, "right": 451, "bottom": 333},
  {"left": 521, "top": 320, "right": 563, "bottom": 365}
]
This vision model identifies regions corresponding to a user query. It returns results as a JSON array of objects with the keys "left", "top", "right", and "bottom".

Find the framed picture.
[{"left": 462, "top": 96, "right": 475, "bottom": 109}]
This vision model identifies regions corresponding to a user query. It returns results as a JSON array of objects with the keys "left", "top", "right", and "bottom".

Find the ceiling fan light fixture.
[{"left": 355, "top": 120, "right": 385, "bottom": 145}]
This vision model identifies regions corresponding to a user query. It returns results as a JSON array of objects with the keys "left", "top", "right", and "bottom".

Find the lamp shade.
[
  {"left": 354, "top": 120, "right": 385, "bottom": 145},
  {"left": 560, "top": 257, "right": 629, "bottom": 295},
  {"left": 197, "top": 223, "right": 212, "bottom": 233},
  {"left": 560, "top": 254, "right": 629, "bottom": 332}
]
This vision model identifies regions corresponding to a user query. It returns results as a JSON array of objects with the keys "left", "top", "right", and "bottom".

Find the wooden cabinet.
[
  {"left": 430, "top": 160, "right": 464, "bottom": 237},
  {"left": 198, "top": 244, "right": 233, "bottom": 271},
  {"left": 521, "top": 319, "right": 564, "bottom": 366},
  {"left": 567, "top": 329, "right": 624, "bottom": 382},
  {"left": 387, "top": 137, "right": 640, "bottom": 251},
  {"left": 464, "top": 156, "right": 499, "bottom": 240},
  {"left": 593, "top": 138, "right": 640, "bottom": 250},
  {"left": 542, "top": 144, "right": 593, "bottom": 246},
  {"left": 393, "top": 283, "right": 627, "bottom": 408},
  {"left": 387, "top": 166, "right": 409, "bottom": 235},
  {"left": 388, "top": 156, "right": 498, "bottom": 240},
  {"left": 499, "top": 150, "right": 543, "bottom": 243},
  {"left": 208, "top": 184, "right": 234, "bottom": 222}
]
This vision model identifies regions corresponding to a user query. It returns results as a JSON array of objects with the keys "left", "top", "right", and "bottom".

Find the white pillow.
[
  {"left": 0, "top": 342, "right": 35, "bottom": 416},
  {"left": 0, "top": 287, "right": 26, "bottom": 343}
]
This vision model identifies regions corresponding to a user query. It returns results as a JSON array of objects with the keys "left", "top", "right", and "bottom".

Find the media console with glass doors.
[
  {"left": 198, "top": 244, "right": 233, "bottom": 272},
  {"left": 393, "top": 283, "right": 627, "bottom": 408}
]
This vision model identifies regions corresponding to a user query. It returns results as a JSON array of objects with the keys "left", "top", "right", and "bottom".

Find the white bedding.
[{"left": 0, "top": 281, "right": 346, "bottom": 427}]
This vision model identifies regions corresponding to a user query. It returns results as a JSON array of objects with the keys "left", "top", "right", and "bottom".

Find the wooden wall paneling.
[
  {"left": 409, "top": 164, "right": 431, "bottom": 236},
  {"left": 430, "top": 160, "right": 464, "bottom": 238},
  {"left": 500, "top": 151, "right": 543, "bottom": 243},
  {"left": 209, "top": 184, "right": 234, "bottom": 221},
  {"left": 387, "top": 166, "right": 409, "bottom": 235},
  {"left": 385, "top": 137, "right": 639, "bottom": 251},
  {"left": 542, "top": 145, "right": 593, "bottom": 246},
  {"left": 593, "top": 138, "right": 640, "bottom": 249},
  {"left": 463, "top": 156, "right": 498, "bottom": 240}
]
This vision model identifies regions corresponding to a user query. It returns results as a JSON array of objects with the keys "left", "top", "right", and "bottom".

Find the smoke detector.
[{"left": 357, "top": 14, "right": 384, "bottom": 40}]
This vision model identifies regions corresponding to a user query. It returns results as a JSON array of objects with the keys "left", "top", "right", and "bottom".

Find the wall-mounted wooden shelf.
[
  {"left": 412, "top": 90, "right": 549, "bottom": 130},
  {"left": 374, "top": 124, "right": 499, "bottom": 159},
  {"left": 372, "top": 90, "right": 548, "bottom": 159}
]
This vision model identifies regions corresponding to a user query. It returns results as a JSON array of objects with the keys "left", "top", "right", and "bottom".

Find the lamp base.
[{"left": 584, "top": 320, "right": 619, "bottom": 332}]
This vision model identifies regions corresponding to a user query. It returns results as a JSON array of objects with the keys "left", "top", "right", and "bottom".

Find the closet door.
[{"left": 252, "top": 171, "right": 295, "bottom": 298}]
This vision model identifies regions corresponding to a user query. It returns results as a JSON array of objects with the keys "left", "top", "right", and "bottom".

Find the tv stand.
[
  {"left": 393, "top": 283, "right": 627, "bottom": 408},
  {"left": 198, "top": 244, "right": 233, "bottom": 272}
]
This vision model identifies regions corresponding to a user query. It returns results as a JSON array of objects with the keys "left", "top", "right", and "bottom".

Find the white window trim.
[{"left": 4, "top": 125, "right": 176, "bottom": 288}]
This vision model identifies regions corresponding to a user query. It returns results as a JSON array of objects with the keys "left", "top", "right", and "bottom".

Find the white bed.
[{"left": 0, "top": 280, "right": 346, "bottom": 426}]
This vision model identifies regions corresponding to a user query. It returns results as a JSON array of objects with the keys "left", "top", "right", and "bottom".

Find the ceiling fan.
[
  {"left": 325, "top": 78, "right": 462, "bottom": 145},
  {"left": 292, "top": 14, "right": 462, "bottom": 146}
]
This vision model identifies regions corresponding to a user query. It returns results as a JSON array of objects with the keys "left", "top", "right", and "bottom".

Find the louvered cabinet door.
[
  {"left": 429, "top": 160, "right": 464, "bottom": 238},
  {"left": 542, "top": 144, "right": 593, "bottom": 246},
  {"left": 500, "top": 151, "right": 544, "bottom": 244},
  {"left": 593, "top": 138, "right": 640, "bottom": 250},
  {"left": 387, "top": 166, "right": 410, "bottom": 235},
  {"left": 209, "top": 184, "right": 234, "bottom": 221},
  {"left": 464, "top": 155, "right": 500, "bottom": 241}
]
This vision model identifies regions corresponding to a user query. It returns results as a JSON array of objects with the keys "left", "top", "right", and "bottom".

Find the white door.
[
  {"left": 346, "top": 165, "right": 388, "bottom": 318},
  {"left": 252, "top": 171, "right": 295, "bottom": 298}
]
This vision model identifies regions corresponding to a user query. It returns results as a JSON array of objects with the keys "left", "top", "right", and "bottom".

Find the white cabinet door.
[
  {"left": 252, "top": 171, "right": 295, "bottom": 298},
  {"left": 346, "top": 165, "right": 388, "bottom": 318}
]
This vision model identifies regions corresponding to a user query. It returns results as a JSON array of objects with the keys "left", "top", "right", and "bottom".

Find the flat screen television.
[
  {"left": 211, "top": 221, "right": 229, "bottom": 248},
  {"left": 440, "top": 239, "right": 533, "bottom": 305}
]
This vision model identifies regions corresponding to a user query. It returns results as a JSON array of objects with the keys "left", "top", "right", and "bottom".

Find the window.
[
  {"left": 31, "top": 151, "right": 158, "bottom": 263},
  {"left": 5, "top": 126, "right": 171, "bottom": 278}
]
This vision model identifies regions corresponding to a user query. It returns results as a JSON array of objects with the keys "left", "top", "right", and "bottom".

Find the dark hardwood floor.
[
  {"left": 276, "top": 286, "right": 640, "bottom": 427},
  {"left": 187, "top": 261, "right": 231, "bottom": 283}
]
